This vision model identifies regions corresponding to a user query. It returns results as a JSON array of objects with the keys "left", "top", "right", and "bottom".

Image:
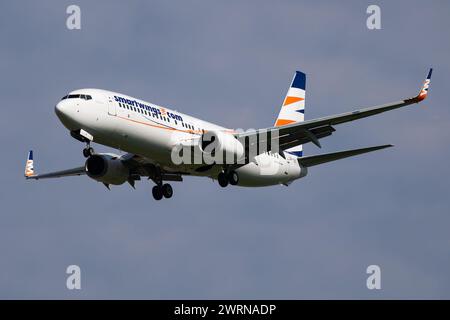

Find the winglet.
[
  {"left": 24, "top": 150, "right": 35, "bottom": 178},
  {"left": 416, "top": 68, "right": 433, "bottom": 102}
]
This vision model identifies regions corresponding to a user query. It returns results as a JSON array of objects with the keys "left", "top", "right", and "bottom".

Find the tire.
[
  {"left": 218, "top": 172, "right": 228, "bottom": 188},
  {"left": 83, "top": 147, "right": 94, "bottom": 158},
  {"left": 162, "top": 183, "right": 173, "bottom": 198},
  {"left": 228, "top": 171, "right": 239, "bottom": 185},
  {"left": 152, "top": 185, "right": 163, "bottom": 200}
]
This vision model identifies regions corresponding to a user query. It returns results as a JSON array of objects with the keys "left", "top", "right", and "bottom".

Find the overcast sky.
[{"left": 1, "top": 0, "right": 450, "bottom": 299}]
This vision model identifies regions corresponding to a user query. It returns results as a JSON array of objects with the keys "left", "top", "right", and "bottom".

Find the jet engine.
[
  {"left": 85, "top": 154, "right": 129, "bottom": 185},
  {"left": 199, "top": 131, "right": 244, "bottom": 164}
]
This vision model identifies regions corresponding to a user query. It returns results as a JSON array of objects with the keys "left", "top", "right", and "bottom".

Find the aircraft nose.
[
  {"left": 54, "top": 100, "right": 77, "bottom": 130},
  {"left": 55, "top": 101, "right": 66, "bottom": 117}
]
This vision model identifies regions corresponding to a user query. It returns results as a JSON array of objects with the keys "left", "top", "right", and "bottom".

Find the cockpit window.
[{"left": 61, "top": 94, "right": 92, "bottom": 100}]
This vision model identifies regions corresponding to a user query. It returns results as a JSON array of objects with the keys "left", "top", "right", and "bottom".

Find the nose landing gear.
[
  {"left": 70, "top": 129, "right": 94, "bottom": 158},
  {"left": 82, "top": 145, "right": 95, "bottom": 158}
]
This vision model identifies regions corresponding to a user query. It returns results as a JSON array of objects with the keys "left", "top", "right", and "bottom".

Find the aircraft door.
[{"left": 107, "top": 96, "right": 117, "bottom": 116}]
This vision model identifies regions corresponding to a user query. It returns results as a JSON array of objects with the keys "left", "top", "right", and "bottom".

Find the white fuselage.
[{"left": 55, "top": 88, "right": 307, "bottom": 187}]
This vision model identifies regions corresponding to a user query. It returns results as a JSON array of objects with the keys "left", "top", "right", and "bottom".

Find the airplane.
[{"left": 24, "top": 68, "right": 432, "bottom": 200}]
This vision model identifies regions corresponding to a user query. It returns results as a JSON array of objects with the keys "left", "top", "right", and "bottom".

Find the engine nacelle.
[
  {"left": 85, "top": 154, "right": 129, "bottom": 185},
  {"left": 199, "top": 131, "right": 244, "bottom": 164}
]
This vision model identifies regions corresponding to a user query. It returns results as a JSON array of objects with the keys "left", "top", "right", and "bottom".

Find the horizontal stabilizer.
[{"left": 297, "top": 144, "right": 393, "bottom": 168}]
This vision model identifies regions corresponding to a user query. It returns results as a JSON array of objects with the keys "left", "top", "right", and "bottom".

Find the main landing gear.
[
  {"left": 218, "top": 170, "right": 239, "bottom": 188},
  {"left": 152, "top": 183, "right": 173, "bottom": 200}
]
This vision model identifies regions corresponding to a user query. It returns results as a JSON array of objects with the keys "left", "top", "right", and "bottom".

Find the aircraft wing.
[
  {"left": 24, "top": 150, "right": 86, "bottom": 180},
  {"left": 236, "top": 69, "right": 432, "bottom": 152},
  {"left": 297, "top": 144, "right": 392, "bottom": 168},
  {"left": 25, "top": 167, "right": 86, "bottom": 180},
  {"left": 24, "top": 150, "right": 184, "bottom": 183}
]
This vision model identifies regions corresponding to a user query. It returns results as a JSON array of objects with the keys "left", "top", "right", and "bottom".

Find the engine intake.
[{"left": 85, "top": 154, "right": 129, "bottom": 185}]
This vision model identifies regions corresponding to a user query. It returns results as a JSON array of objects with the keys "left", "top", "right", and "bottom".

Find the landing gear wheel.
[
  {"left": 218, "top": 172, "right": 229, "bottom": 188},
  {"left": 162, "top": 183, "right": 173, "bottom": 198},
  {"left": 152, "top": 185, "right": 163, "bottom": 200},
  {"left": 228, "top": 171, "right": 239, "bottom": 185},
  {"left": 83, "top": 147, "right": 94, "bottom": 158}
]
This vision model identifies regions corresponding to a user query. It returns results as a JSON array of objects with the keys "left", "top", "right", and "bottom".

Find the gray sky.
[{"left": 1, "top": 0, "right": 450, "bottom": 299}]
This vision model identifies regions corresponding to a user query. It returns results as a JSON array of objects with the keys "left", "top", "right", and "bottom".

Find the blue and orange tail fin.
[
  {"left": 417, "top": 68, "right": 433, "bottom": 102},
  {"left": 24, "top": 150, "right": 34, "bottom": 177},
  {"left": 274, "top": 71, "right": 306, "bottom": 157}
]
